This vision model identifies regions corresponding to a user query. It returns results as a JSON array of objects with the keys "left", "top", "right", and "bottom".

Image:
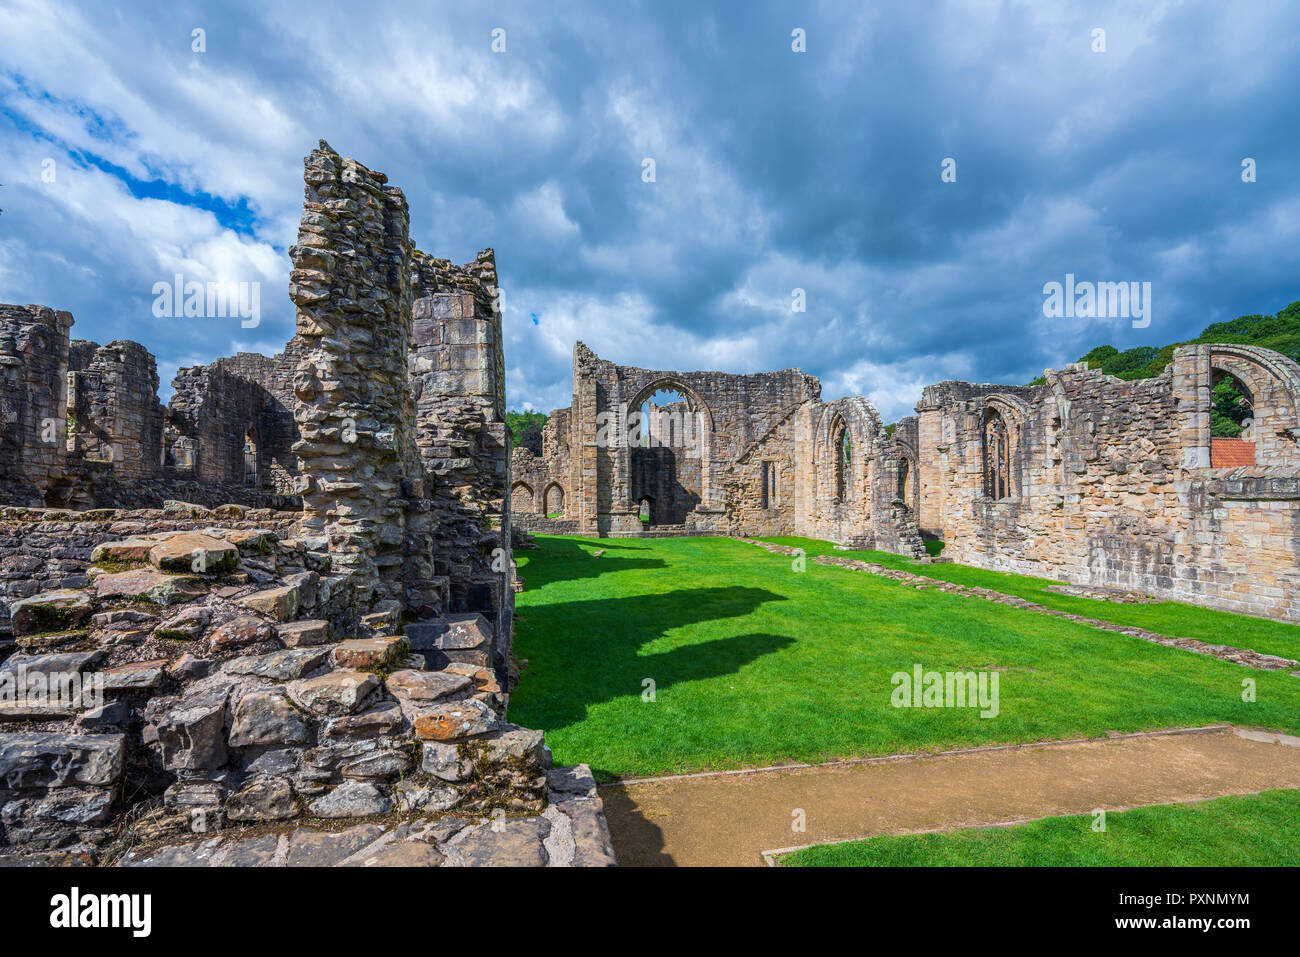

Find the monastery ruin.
[
  {"left": 0, "top": 142, "right": 612, "bottom": 866},
  {"left": 513, "top": 343, "right": 1300, "bottom": 624},
  {"left": 2, "top": 137, "right": 1299, "bottom": 867}
]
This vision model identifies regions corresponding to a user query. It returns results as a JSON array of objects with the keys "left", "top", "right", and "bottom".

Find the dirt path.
[{"left": 600, "top": 726, "right": 1300, "bottom": 866}]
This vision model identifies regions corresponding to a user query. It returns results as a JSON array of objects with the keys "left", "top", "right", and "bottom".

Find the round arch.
[{"left": 624, "top": 377, "right": 716, "bottom": 509}]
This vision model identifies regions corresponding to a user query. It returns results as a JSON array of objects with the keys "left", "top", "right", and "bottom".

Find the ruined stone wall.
[
  {"left": 0, "top": 305, "right": 72, "bottom": 506},
  {"left": 513, "top": 344, "right": 924, "bottom": 552},
  {"left": 546, "top": 343, "right": 820, "bottom": 536},
  {"left": 0, "top": 504, "right": 298, "bottom": 653},
  {"left": 187, "top": 348, "right": 304, "bottom": 494},
  {"left": 0, "top": 304, "right": 305, "bottom": 511},
  {"left": 917, "top": 347, "right": 1300, "bottom": 622},
  {"left": 510, "top": 409, "right": 574, "bottom": 529},
  {"left": 166, "top": 355, "right": 293, "bottom": 491},
  {"left": 66, "top": 339, "right": 164, "bottom": 481},
  {"left": 724, "top": 398, "right": 804, "bottom": 537},
  {"left": 0, "top": 141, "right": 618, "bottom": 866},
  {"left": 792, "top": 398, "right": 925, "bottom": 556},
  {"left": 286, "top": 141, "right": 431, "bottom": 630},
  {"left": 0, "top": 511, "right": 611, "bottom": 866},
  {"left": 409, "top": 248, "right": 513, "bottom": 670}
]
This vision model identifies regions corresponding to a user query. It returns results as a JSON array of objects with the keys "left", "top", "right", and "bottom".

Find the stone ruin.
[
  {"left": 515, "top": 342, "right": 1300, "bottom": 623},
  {"left": 0, "top": 141, "right": 614, "bottom": 867}
]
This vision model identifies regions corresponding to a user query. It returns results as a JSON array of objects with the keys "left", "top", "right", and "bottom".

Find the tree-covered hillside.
[{"left": 1031, "top": 300, "right": 1300, "bottom": 437}]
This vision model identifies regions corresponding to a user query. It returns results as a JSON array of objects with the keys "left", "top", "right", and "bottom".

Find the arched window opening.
[
  {"left": 1210, "top": 371, "right": 1256, "bottom": 466},
  {"left": 832, "top": 420, "right": 849, "bottom": 501},
  {"left": 640, "top": 389, "right": 686, "bottom": 448},
  {"left": 984, "top": 411, "right": 1010, "bottom": 500},
  {"left": 243, "top": 428, "right": 259, "bottom": 486},
  {"left": 1212, "top": 371, "right": 1254, "bottom": 437},
  {"left": 638, "top": 496, "right": 653, "bottom": 525},
  {"left": 544, "top": 484, "right": 565, "bottom": 518},
  {"left": 512, "top": 483, "right": 535, "bottom": 513},
  {"left": 898, "top": 457, "right": 911, "bottom": 504}
]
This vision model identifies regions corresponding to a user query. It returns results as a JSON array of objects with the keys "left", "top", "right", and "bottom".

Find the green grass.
[
  {"left": 780, "top": 789, "right": 1300, "bottom": 866},
  {"left": 509, "top": 535, "right": 1300, "bottom": 780},
  {"left": 764, "top": 536, "right": 1300, "bottom": 662}
]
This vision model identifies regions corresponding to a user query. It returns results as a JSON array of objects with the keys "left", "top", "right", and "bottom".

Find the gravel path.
[{"left": 601, "top": 726, "right": 1300, "bottom": 866}]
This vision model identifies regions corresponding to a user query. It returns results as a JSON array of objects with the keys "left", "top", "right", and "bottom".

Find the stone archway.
[
  {"left": 543, "top": 481, "right": 565, "bottom": 517},
  {"left": 625, "top": 378, "right": 715, "bottom": 522},
  {"left": 512, "top": 481, "right": 535, "bottom": 513},
  {"left": 1206, "top": 345, "right": 1300, "bottom": 466}
]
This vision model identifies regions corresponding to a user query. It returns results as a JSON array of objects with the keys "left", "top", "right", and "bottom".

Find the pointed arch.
[
  {"left": 543, "top": 481, "right": 565, "bottom": 517},
  {"left": 511, "top": 481, "right": 535, "bottom": 513}
]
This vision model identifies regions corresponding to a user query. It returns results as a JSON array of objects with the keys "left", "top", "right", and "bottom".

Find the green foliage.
[
  {"left": 506, "top": 410, "right": 547, "bottom": 454},
  {"left": 1032, "top": 300, "right": 1300, "bottom": 386},
  {"left": 1210, "top": 378, "right": 1251, "bottom": 438}
]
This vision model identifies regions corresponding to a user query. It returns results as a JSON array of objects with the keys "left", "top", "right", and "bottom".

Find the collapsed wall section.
[
  {"left": 66, "top": 339, "right": 164, "bottom": 481},
  {"left": 0, "top": 305, "right": 72, "bottom": 506},
  {"left": 165, "top": 349, "right": 302, "bottom": 493},
  {"left": 409, "top": 249, "right": 514, "bottom": 668},
  {"left": 286, "top": 141, "right": 432, "bottom": 624}
]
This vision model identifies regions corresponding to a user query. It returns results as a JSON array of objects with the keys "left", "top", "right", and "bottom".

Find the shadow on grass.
[
  {"left": 516, "top": 537, "right": 668, "bottom": 588},
  {"left": 512, "top": 586, "right": 793, "bottom": 742}
]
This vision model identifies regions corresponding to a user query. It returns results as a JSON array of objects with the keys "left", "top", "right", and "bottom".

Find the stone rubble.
[{"left": 0, "top": 141, "right": 613, "bottom": 867}]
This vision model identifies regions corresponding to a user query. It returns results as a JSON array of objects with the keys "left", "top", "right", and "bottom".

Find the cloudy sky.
[{"left": 1, "top": 1, "right": 1297, "bottom": 422}]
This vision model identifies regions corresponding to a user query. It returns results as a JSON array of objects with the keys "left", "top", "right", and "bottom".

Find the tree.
[
  {"left": 1210, "top": 378, "right": 1251, "bottom": 438},
  {"left": 506, "top": 410, "right": 547, "bottom": 454}
]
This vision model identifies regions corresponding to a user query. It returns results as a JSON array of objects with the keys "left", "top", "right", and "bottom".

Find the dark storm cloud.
[{"left": 0, "top": 0, "right": 1296, "bottom": 420}]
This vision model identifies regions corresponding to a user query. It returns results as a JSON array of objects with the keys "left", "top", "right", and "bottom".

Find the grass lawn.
[
  {"left": 779, "top": 789, "right": 1300, "bottom": 866},
  {"left": 765, "top": 536, "right": 1300, "bottom": 662},
  {"left": 509, "top": 535, "right": 1300, "bottom": 780}
]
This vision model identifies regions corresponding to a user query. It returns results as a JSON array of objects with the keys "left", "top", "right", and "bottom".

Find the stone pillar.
[
  {"left": 915, "top": 402, "right": 944, "bottom": 537},
  {"left": 572, "top": 343, "right": 601, "bottom": 535},
  {"left": 1172, "top": 346, "right": 1211, "bottom": 470},
  {"left": 288, "top": 141, "right": 429, "bottom": 622}
]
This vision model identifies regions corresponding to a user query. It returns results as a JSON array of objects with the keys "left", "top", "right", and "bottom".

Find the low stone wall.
[
  {"left": 511, "top": 514, "right": 582, "bottom": 536},
  {"left": 0, "top": 503, "right": 299, "bottom": 651},
  {"left": 0, "top": 518, "right": 615, "bottom": 866}
]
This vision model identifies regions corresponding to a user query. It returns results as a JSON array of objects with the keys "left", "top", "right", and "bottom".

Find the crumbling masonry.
[
  {"left": 514, "top": 342, "right": 1300, "bottom": 623},
  {"left": 0, "top": 142, "right": 613, "bottom": 866}
]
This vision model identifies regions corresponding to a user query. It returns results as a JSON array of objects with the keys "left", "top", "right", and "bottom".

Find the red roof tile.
[{"left": 1210, "top": 438, "right": 1255, "bottom": 467}]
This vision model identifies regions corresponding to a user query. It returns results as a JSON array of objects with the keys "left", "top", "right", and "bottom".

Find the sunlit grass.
[
  {"left": 781, "top": 789, "right": 1300, "bottom": 866},
  {"left": 510, "top": 535, "right": 1300, "bottom": 779}
]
